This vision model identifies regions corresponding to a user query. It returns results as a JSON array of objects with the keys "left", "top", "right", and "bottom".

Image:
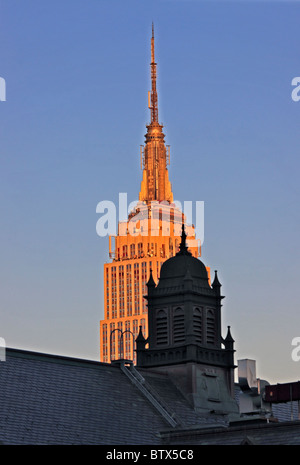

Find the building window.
[
  {"left": 106, "top": 268, "right": 110, "bottom": 319},
  {"left": 148, "top": 243, "right": 157, "bottom": 257},
  {"left": 126, "top": 265, "right": 132, "bottom": 316},
  {"left": 169, "top": 238, "right": 173, "bottom": 257},
  {"left": 110, "top": 322, "right": 116, "bottom": 361},
  {"left": 133, "top": 319, "right": 139, "bottom": 352},
  {"left": 134, "top": 263, "right": 140, "bottom": 315},
  {"left": 141, "top": 262, "right": 147, "bottom": 313},
  {"left": 111, "top": 266, "right": 117, "bottom": 319},
  {"left": 173, "top": 307, "right": 185, "bottom": 344},
  {"left": 125, "top": 320, "right": 131, "bottom": 360},
  {"left": 102, "top": 324, "right": 108, "bottom": 362},
  {"left": 117, "top": 321, "right": 123, "bottom": 358},
  {"left": 119, "top": 265, "right": 124, "bottom": 318},
  {"left": 156, "top": 309, "right": 168, "bottom": 346},
  {"left": 193, "top": 307, "right": 203, "bottom": 344},
  {"left": 138, "top": 242, "right": 143, "bottom": 257},
  {"left": 130, "top": 243, "right": 135, "bottom": 258},
  {"left": 206, "top": 309, "right": 215, "bottom": 345}
]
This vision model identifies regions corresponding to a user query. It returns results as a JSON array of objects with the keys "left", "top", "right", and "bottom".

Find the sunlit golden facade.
[{"left": 100, "top": 26, "right": 207, "bottom": 363}]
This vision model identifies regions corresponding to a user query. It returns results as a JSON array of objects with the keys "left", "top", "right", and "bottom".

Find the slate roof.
[
  {"left": 139, "top": 369, "right": 228, "bottom": 429},
  {"left": 1, "top": 347, "right": 300, "bottom": 445},
  {"left": 0, "top": 348, "right": 169, "bottom": 445},
  {"left": 159, "top": 419, "right": 300, "bottom": 445},
  {"left": 0, "top": 347, "right": 230, "bottom": 445}
]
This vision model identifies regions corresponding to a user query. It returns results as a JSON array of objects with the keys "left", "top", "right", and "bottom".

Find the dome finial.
[
  {"left": 177, "top": 220, "right": 191, "bottom": 256},
  {"left": 212, "top": 270, "right": 221, "bottom": 288},
  {"left": 146, "top": 268, "right": 156, "bottom": 288}
]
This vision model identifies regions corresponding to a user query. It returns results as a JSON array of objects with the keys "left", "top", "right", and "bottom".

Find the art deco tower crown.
[{"left": 139, "top": 24, "right": 173, "bottom": 204}]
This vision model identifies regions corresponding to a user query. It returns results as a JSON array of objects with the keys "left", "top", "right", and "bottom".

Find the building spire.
[
  {"left": 139, "top": 25, "right": 173, "bottom": 204},
  {"left": 151, "top": 22, "right": 155, "bottom": 60},
  {"left": 149, "top": 22, "right": 158, "bottom": 123},
  {"left": 177, "top": 221, "right": 192, "bottom": 256}
]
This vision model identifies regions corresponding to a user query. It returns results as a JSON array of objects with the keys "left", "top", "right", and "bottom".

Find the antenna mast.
[{"left": 149, "top": 23, "right": 158, "bottom": 123}]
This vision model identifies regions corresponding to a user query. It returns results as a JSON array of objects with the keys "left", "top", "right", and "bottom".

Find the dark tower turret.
[{"left": 136, "top": 227, "right": 238, "bottom": 415}]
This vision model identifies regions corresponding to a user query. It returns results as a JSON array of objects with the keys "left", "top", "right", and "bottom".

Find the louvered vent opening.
[
  {"left": 173, "top": 308, "right": 185, "bottom": 344},
  {"left": 193, "top": 307, "right": 203, "bottom": 343},
  {"left": 156, "top": 310, "right": 168, "bottom": 346},
  {"left": 206, "top": 309, "right": 215, "bottom": 345}
]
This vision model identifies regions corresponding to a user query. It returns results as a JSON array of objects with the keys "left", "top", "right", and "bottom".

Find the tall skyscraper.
[{"left": 100, "top": 26, "right": 207, "bottom": 363}]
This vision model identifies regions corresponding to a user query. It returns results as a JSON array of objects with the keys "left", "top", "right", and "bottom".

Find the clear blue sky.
[{"left": 1, "top": 0, "right": 300, "bottom": 384}]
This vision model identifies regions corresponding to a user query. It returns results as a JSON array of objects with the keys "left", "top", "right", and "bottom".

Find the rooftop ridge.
[{"left": 5, "top": 347, "right": 112, "bottom": 369}]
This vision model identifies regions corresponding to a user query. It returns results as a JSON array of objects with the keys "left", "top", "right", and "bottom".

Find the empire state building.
[{"left": 100, "top": 26, "right": 207, "bottom": 363}]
